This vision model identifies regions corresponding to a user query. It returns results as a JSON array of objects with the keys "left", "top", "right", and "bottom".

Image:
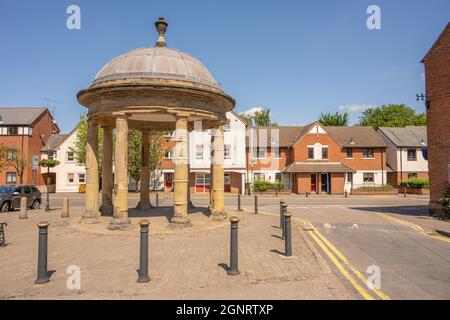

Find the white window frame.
[
  {"left": 78, "top": 173, "right": 86, "bottom": 184},
  {"left": 66, "top": 151, "right": 75, "bottom": 162},
  {"left": 224, "top": 144, "right": 232, "bottom": 159},
  {"left": 346, "top": 148, "right": 353, "bottom": 159},
  {"left": 362, "top": 148, "right": 375, "bottom": 159},
  {"left": 363, "top": 172, "right": 375, "bottom": 183},
  {"left": 6, "top": 172, "right": 17, "bottom": 184},
  {"left": 224, "top": 120, "right": 231, "bottom": 131},
  {"left": 321, "top": 147, "right": 329, "bottom": 160},
  {"left": 195, "top": 144, "right": 204, "bottom": 159},
  {"left": 67, "top": 173, "right": 76, "bottom": 185}
]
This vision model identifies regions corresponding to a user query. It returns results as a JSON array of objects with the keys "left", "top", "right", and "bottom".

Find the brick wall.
[{"left": 423, "top": 23, "right": 450, "bottom": 215}]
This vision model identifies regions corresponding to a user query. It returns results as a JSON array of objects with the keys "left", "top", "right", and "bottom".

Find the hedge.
[
  {"left": 253, "top": 180, "right": 285, "bottom": 192},
  {"left": 399, "top": 178, "right": 429, "bottom": 189}
]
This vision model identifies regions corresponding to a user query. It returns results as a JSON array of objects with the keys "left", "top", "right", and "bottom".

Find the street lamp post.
[{"left": 45, "top": 165, "right": 50, "bottom": 211}]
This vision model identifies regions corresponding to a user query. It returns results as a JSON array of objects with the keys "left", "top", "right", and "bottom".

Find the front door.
[
  {"left": 321, "top": 173, "right": 329, "bottom": 193},
  {"left": 164, "top": 173, "right": 173, "bottom": 190},
  {"left": 195, "top": 173, "right": 211, "bottom": 193},
  {"left": 224, "top": 173, "right": 231, "bottom": 192},
  {"left": 310, "top": 174, "right": 317, "bottom": 193}
]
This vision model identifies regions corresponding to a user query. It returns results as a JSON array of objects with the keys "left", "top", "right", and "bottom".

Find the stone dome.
[{"left": 93, "top": 47, "right": 221, "bottom": 90}]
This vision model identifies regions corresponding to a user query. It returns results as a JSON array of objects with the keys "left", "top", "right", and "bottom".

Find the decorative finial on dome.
[{"left": 155, "top": 16, "right": 168, "bottom": 47}]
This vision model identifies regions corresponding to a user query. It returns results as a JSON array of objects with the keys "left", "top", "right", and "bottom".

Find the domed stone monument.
[{"left": 77, "top": 17, "right": 235, "bottom": 229}]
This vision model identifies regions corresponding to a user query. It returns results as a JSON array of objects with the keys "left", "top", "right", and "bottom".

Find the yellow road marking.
[
  {"left": 308, "top": 231, "right": 375, "bottom": 300},
  {"left": 376, "top": 212, "right": 450, "bottom": 244},
  {"left": 306, "top": 222, "right": 391, "bottom": 300}
]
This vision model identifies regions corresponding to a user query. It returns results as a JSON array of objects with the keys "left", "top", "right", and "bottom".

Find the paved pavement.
[
  {"left": 0, "top": 199, "right": 351, "bottom": 300},
  {"left": 1, "top": 192, "right": 449, "bottom": 300}
]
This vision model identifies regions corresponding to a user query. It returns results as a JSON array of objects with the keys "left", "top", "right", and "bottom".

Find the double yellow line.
[
  {"left": 249, "top": 209, "right": 391, "bottom": 300},
  {"left": 305, "top": 221, "right": 390, "bottom": 300}
]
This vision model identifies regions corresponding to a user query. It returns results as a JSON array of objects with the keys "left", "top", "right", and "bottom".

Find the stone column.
[
  {"left": 101, "top": 125, "right": 114, "bottom": 216},
  {"left": 171, "top": 116, "right": 191, "bottom": 228},
  {"left": 211, "top": 125, "right": 226, "bottom": 220},
  {"left": 82, "top": 120, "right": 100, "bottom": 223},
  {"left": 109, "top": 115, "right": 130, "bottom": 229},
  {"left": 136, "top": 130, "right": 153, "bottom": 210}
]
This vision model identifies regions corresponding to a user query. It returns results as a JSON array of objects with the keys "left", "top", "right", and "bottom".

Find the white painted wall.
[
  {"left": 41, "top": 130, "right": 86, "bottom": 193},
  {"left": 398, "top": 148, "right": 428, "bottom": 172},
  {"left": 346, "top": 170, "right": 387, "bottom": 191}
]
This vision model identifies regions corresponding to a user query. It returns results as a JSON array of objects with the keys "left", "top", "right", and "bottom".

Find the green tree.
[
  {"left": 359, "top": 104, "right": 427, "bottom": 129},
  {"left": 128, "top": 130, "right": 142, "bottom": 191},
  {"left": 9, "top": 149, "right": 27, "bottom": 184},
  {"left": 148, "top": 131, "right": 166, "bottom": 191},
  {"left": 73, "top": 114, "right": 103, "bottom": 171},
  {"left": 0, "top": 144, "right": 9, "bottom": 173},
  {"left": 318, "top": 112, "right": 349, "bottom": 126},
  {"left": 240, "top": 107, "right": 278, "bottom": 127}
]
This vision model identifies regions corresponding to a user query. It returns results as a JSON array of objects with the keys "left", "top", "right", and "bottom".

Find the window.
[
  {"left": 273, "top": 147, "right": 280, "bottom": 159},
  {"left": 224, "top": 120, "right": 231, "bottom": 131},
  {"left": 224, "top": 173, "right": 231, "bottom": 185},
  {"left": 307, "top": 147, "right": 314, "bottom": 160},
  {"left": 164, "top": 150, "right": 174, "bottom": 159},
  {"left": 224, "top": 144, "right": 231, "bottom": 159},
  {"left": 363, "top": 173, "right": 374, "bottom": 183},
  {"left": 67, "top": 173, "right": 75, "bottom": 184},
  {"left": 7, "top": 126, "right": 18, "bottom": 135},
  {"left": 347, "top": 172, "right": 353, "bottom": 183},
  {"left": 254, "top": 147, "right": 265, "bottom": 159},
  {"left": 407, "top": 149, "right": 417, "bottom": 161},
  {"left": 78, "top": 173, "right": 86, "bottom": 183},
  {"left": 275, "top": 173, "right": 282, "bottom": 182},
  {"left": 24, "top": 186, "right": 31, "bottom": 194},
  {"left": 195, "top": 145, "right": 204, "bottom": 159},
  {"left": 322, "top": 147, "right": 328, "bottom": 159},
  {"left": 6, "top": 172, "right": 16, "bottom": 184},
  {"left": 254, "top": 173, "right": 265, "bottom": 181},
  {"left": 67, "top": 151, "right": 75, "bottom": 162},
  {"left": 346, "top": 148, "right": 353, "bottom": 159},
  {"left": 31, "top": 187, "right": 38, "bottom": 193},
  {"left": 7, "top": 149, "right": 16, "bottom": 160},
  {"left": 408, "top": 173, "right": 417, "bottom": 179},
  {"left": 47, "top": 151, "right": 54, "bottom": 160},
  {"left": 362, "top": 148, "right": 374, "bottom": 159}
]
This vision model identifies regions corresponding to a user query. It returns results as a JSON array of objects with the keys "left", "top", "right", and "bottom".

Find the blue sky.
[{"left": 0, "top": 0, "right": 448, "bottom": 132}]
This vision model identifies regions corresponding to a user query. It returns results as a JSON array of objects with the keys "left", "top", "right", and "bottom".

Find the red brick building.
[
  {"left": 0, "top": 108, "right": 59, "bottom": 186},
  {"left": 247, "top": 122, "right": 387, "bottom": 194},
  {"left": 422, "top": 23, "right": 450, "bottom": 215}
]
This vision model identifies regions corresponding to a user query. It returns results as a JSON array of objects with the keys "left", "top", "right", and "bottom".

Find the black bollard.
[
  {"left": 227, "top": 216, "right": 240, "bottom": 276},
  {"left": 35, "top": 221, "right": 50, "bottom": 284},
  {"left": 237, "top": 194, "right": 241, "bottom": 211},
  {"left": 0, "top": 222, "right": 7, "bottom": 247},
  {"left": 137, "top": 219, "right": 151, "bottom": 283},
  {"left": 254, "top": 195, "right": 258, "bottom": 214},
  {"left": 281, "top": 203, "right": 288, "bottom": 239},
  {"left": 345, "top": 190, "right": 348, "bottom": 198},
  {"left": 279, "top": 200, "right": 285, "bottom": 229},
  {"left": 306, "top": 190, "right": 309, "bottom": 198},
  {"left": 284, "top": 213, "right": 292, "bottom": 257},
  {"left": 156, "top": 192, "right": 159, "bottom": 207}
]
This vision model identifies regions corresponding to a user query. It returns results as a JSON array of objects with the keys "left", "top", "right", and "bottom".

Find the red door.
[
  {"left": 164, "top": 173, "right": 173, "bottom": 190},
  {"left": 310, "top": 174, "right": 317, "bottom": 193},
  {"left": 224, "top": 174, "right": 231, "bottom": 192}
]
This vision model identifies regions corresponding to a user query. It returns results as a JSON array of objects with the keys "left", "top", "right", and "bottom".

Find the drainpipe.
[
  {"left": 381, "top": 148, "right": 384, "bottom": 186},
  {"left": 399, "top": 147, "right": 403, "bottom": 184}
]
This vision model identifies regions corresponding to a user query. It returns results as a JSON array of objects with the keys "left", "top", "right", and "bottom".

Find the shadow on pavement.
[
  {"left": 349, "top": 205, "right": 429, "bottom": 218},
  {"left": 127, "top": 205, "right": 212, "bottom": 222}
]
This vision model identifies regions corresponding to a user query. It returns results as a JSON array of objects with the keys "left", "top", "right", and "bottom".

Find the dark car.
[{"left": 0, "top": 185, "right": 41, "bottom": 212}]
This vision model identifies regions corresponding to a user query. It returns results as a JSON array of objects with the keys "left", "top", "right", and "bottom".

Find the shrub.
[
  {"left": 254, "top": 180, "right": 271, "bottom": 192},
  {"left": 400, "top": 178, "right": 429, "bottom": 189},
  {"left": 270, "top": 181, "right": 285, "bottom": 191},
  {"left": 354, "top": 184, "right": 395, "bottom": 191},
  {"left": 439, "top": 185, "right": 450, "bottom": 218}
]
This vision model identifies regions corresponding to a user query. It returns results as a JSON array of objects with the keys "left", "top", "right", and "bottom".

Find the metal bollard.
[
  {"left": 137, "top": 220, "right": 151, "bottom": 283},
  {"left": 281, "top": 203, "right": 288, "bottom": 239},
  {"left": 254, "top": 195, "right": 258, "bottom": 214},
  {"left": 344, "top": 190, "right": 348, "bottom": 198},
  {"left": 19, "top": 197, "right": 28, "bottom": 219},
  {"left": 227, "top": 216, "right": 240, "bottom": 276},
  {"left": 404, "top": 187, "right": 407, "bottom": 198},
  {"left": 35, "top": 221, "right": 50, "bottom": 284},
  {"left": 0, "top": 222, "right": 7, "bottom": 247},
  {"left": 284, "top": 213, "right": 292, "bottom": 257},
  {"left": 61, "top": 197, "right": 69, "bottom": 218},
  {"left": 306, "top": 190, "right": 309, "bottom": 198},
  {"left": 279, "top": 200, "right": 285, "bottom": 229},
  {"left": 156, "top": 192, "right": 159, "bottom": 207},
  {"left": 237, "top": 194, "right": 241, "bottom": 211}
]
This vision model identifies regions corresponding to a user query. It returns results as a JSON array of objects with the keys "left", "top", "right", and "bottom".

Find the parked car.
[{"left": 0, "top": 185, "right": 42, "bottom": 212}]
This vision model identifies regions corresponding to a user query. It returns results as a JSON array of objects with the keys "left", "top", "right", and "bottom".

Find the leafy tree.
[
  {"left": 0, "top": 144, "right": 9, "bottom": 172},
  {"left": 359, "top": 104, "right": 426, "bottom": 129},
  {"left": 148, "top": 131, "right": 166, "bottom": 191},
  {"left": 9, "top": 149, "right": 27, "bottom": 184},
  {"left": 73, "top": 114, "right": 103, "bottom": 172},
  {"left": 240, "top": 107, "right": 278, "bottom": 127},
  {"left": 318, "top": 112, "right": 349, "bottom": 126},
  {"left": 128, "top": 130, "right": 142, "bottom": 191}
]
